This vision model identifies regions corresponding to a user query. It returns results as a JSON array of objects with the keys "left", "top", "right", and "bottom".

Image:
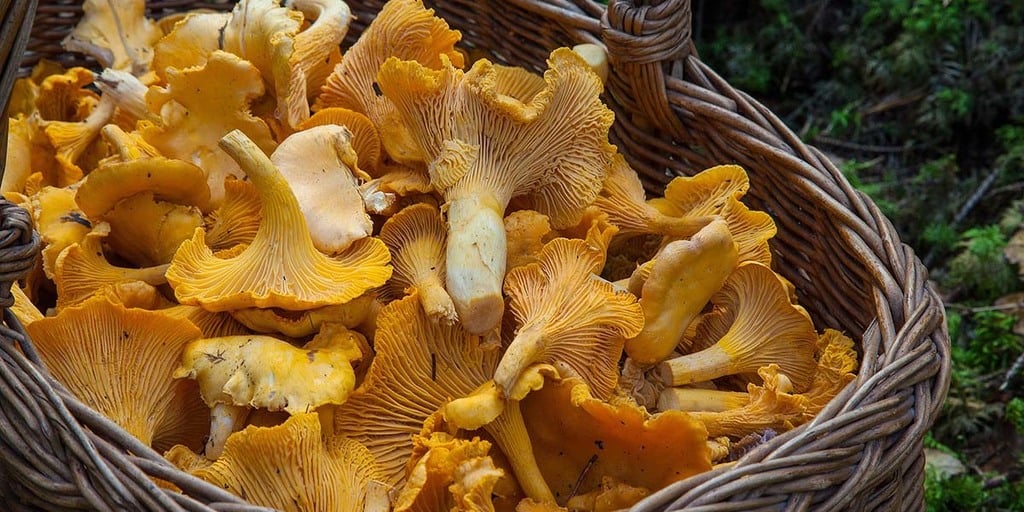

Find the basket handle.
[{"left": 601, "top": 0, "right": 693, "bottom": 141}]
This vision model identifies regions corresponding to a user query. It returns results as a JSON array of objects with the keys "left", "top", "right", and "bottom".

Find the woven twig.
[{"left": 0, "top": 0, "right": 950, "bottom": 510}]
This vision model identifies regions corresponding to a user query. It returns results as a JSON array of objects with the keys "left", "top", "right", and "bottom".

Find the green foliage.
[
  {"left": 925, "top": 468, "right": 986, "bottom": 512},
  {"left": 1006, "top": 398, "right": 1024, "bottom": 436},
  {"left": 952, "top": 310, "right": 1021, "bottom": 374},
  {"left": 943, "top": 226, "right": 1019, "bottom": 301}
]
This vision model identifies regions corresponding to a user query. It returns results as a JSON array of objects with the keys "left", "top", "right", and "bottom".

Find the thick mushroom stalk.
[
  {"left": 657, "top": 262, "right": 818, "bottom": 391},
  {"left": 445, "top": 193, "right": 507, "bottom": 333},
  {"left": 378, "top": 48, "right": 615, "bottom": 335}
]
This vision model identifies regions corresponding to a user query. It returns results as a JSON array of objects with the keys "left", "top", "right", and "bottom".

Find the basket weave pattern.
[{"left": 0, "top": 0, "right": 951, "bottom": 510}]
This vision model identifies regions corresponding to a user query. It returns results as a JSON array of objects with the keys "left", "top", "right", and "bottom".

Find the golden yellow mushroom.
[
  {"left": 61, "top": 0, "right": 162, "bottom": 75},
  {"left": 379, "top": 203, "right": 457, "bottom": 325}
]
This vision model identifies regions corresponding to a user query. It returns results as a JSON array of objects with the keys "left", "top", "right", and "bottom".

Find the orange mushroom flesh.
[
  {"left": 26, "top": 296, "right": 208, "bottom": 452},
  {"left": 378, "top": 203, "right": 457, "bottom": 325},
  {"left": 392, "top": 430, "right": 503, "bottom": 512},
  {"left": 377, "top": 47, "right": 615, "bottom": 335},
  {"left": 176, "top": 412, "right": 386, "bottom": 511},
  {"left": 499, "top": 237, "right": 643, "bottom": 400},
  {"left": 166, "top": 129, "right": 392, "bottom": 312},
  {"left": 625, "top": 219, "right": 738, "bottom": 365},
  {"left": 520, "top": 378, "right": 711, "bottom": 506},
  {"left": 658, "top": 262, "right": 819, "bottom": 391}
]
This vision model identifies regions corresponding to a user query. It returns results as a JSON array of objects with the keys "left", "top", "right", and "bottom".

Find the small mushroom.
[
  {"left": 29, "top": 185, "right": 92, "bottom": 279},
  {"left": 657, "top": 262, "right": 818, "bottom": 391},
  {"left": 680, "top": 365, "right": 809, "bottom": 438},
  {"left": 378, "top": 203, "right": 457, "bottom": 324},
  {"left": 392, "top": 430, "right": 503, "bottom": 512}
]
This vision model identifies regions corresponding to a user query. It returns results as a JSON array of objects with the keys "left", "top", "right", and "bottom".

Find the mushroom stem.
[
  {"left": 494, "top": 324, "right": 544, "bottom": 398},
  {"left": 205, "top": 403, "right": 250, "bottom": 460},
  {"left": 445, "top": 194, "right": 506, "bottom": 334},
  {"left": 657, "top": 344, "right": 732, "bottom": 386},
  {"left": 484, "top": 400, "right": 556, "bottom": 504},
  {"left": 419, "top": 272, "right": 458, "bottom": 325},
  {"left": 657, "top": 387, "right": 750, "bottom": 412}
]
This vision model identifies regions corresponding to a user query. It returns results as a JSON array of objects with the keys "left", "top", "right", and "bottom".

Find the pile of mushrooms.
[{"left": 3, "top": 0, "right": 859, "bottom": 510}]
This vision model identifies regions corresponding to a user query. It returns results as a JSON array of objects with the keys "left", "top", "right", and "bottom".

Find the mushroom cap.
[
  {"left": 378, "top": 203, "right": 457, "bottom": 324},
  {"left": 230, "top": 293, "right": 377, "bottom": 338},
  {"left": 151, "top": 11, "right": 230, "bottom": 79},
  {"left": 564, "top": 476, "right": 651, "bottom": 512},
  {"left": 379, "top": 47, "right": 614, "bottom": 228},
  {"left": 316, "top": 0, "right": 464, "bottom": 138},
  {"left": 53, "top": 223, "right": 169, "bottom": 311},
  {"left": 298, "top": 107, "right": 383, "bottom": 173},
  {"left": 30, "top": 185, "right": 93, "bottom": 279},
  {"left": 26, "top": 295, "right": 208, "bottom": 452},
  {"left": 803, "top": 329, "right": 858, "bottom": 416},
  {"left": 140, "top": 50, "right": 278, "bottom": 205},
  {"left": 35, "top": 67, "right": 98, "bottom": 123},
  {"left": 392, "top": 431, "right": 502, "bottom": 512},
  {"left": 504, "top": 210, "right": 554, "bottom": 271},
  {"left": 42, "top": 93, "right": 114, "bottom": 179},
  {"left": 520, "top": 378, "right": 711, "bottom": 505},
  {"left": 61, "top": 0, "right": 162, "bottom": 75},
  {"left": 499, "top": 237, "right": 644, "bottom": 399},
  {"left": 189, "top": 412, "right": 386, "bottom": 511},
  {"left": 174, "top": 333, "right": 360, "bottom": 414},
  {"left": 166, "top": 130, "right": 392, "bottom": 311},
  {"left": 625, "top": 219, "right": 738, "bottom": 364},
  {"left": 204, "top": 176, "right": 262, "bottom": 252},
  {"left": 101, "top": 192, "right": 203, "bottom": 266},
  {"left": 287, "top": 0, "right": 353, "bottom": 124},
  {"left": 75, "top": 152, "right": 211, "bottom": 219},
  {"left": 9, "top": 283, "right": 44, "bottom": 326},
  {"left": 334, "top": 292, "right": 499, "bottom": 486},
  {"left": 686, "top": 364, "right": 810, "bottom": 438},
  {"left": 271, "top": 124, "right": 373, "bottom": 253}
]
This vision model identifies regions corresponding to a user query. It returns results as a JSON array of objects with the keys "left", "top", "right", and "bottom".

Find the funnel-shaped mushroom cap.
[
  {"left": 101, "top": 193, "right": 203, "bottom": 266},
  {"left": 593, "top": 153, "right": 715, "bottom": 241},
  {"left": 175, "top": 333, "right": 360, "bottom": 415},
  {"left": 61, "top": 0, "right": 162, "bottom": 75},
  {"left": 625, "top": 219, "right": 738, "bottom": 365},
  {"left": 54, "top": 223, "right": 169, "bottom": 310},
  {"left": 393, "top": 431, "right": 503, "bottom": 512},
  {"left": 204, "top": 176, "right": 262, "bottom": 251},
  {"left": 379, "top": 203, "right": 457, "bottom": 324},
  {"left": 30, "top": 185, "right": 92, "bottom": 279},
  {"left": 520, "top": 378, "right": 711, "bottom": 505},
  {"left": 299, "top": 107, "right": 382, "bottom": 172},
  {"left": 378, "top": 48, "right": 614, "bottom": 335},
  {"left": 151, "top": 12, "right": 231, "bottom": 78},
  {"left": 685, "top": 365, "right": 810, "bottom": 438},
  {"left": 76, "top": 126, "right": 212, "bottom": 218},
  {"left": 334, "top": 293, "right": 499, "bottom": 486},
  {"left": 658, "top": 262, "right": 818, "bottom": 391},
  {"left": 189, "top": 412, "right": 386, "bottom": 511},
  {"left": 803, "top": 329, "right": 858, "bottom": 416},
  {"left": 26, "top": 296, "right": 208, "bottom": 452},
  {"left": 140, "top": 51, "right": 277, "bottom": 205},
  {"left": 166, "top": 130, "right": 392, "bottom": 311},
  {"left": 271, "top": 125, "right": 372, "bottom": 253},
  {"left": 499, "top": 238, "right": 643, "bottom": 400},
  {"left": 504, "top": 210, "right": 554, "bottom": 271},
  {"left": 316, "top": 0, "right": 464, "bottom": 154}
]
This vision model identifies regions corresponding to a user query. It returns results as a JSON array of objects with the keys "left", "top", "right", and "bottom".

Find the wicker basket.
[{"left": 0, "top": 0, "right": 951, "bottom": 510}]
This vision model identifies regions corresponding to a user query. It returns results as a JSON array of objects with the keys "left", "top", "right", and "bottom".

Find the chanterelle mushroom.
[
  {"left": 657, "top": 262, "right": 819, "bottom": 391},
  {"left": 377, "top": 47, "right": 615, "bottom": 334},
  {"left": 166, "top": 130, "right": 392, "bottom": 312},
  {"left": 61, "top": 0, "right": 162, "bottom": 76},
  {"left": 379, "top": 203, "right": 457, "bottom": 325},
  {"left": 174, "top": 329, "right": 363, "bottom": 459},
  {"left": 169, "top": 412, "right": 386, "bottom": 511},
  {"left": 27, "top": 296, "right": 209, "bottom": 452},
  {"left": 498, "top": 237, "right": 644, "bottom": 400}
]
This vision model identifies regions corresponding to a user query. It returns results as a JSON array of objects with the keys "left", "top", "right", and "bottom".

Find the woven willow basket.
[{"left": 0, "top": 0, "right": 951, "bottom": 510}]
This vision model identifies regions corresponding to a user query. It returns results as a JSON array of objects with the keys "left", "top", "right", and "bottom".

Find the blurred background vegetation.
[{"left": 692, "top": 0, "right": 1024, "bottom": 508}]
